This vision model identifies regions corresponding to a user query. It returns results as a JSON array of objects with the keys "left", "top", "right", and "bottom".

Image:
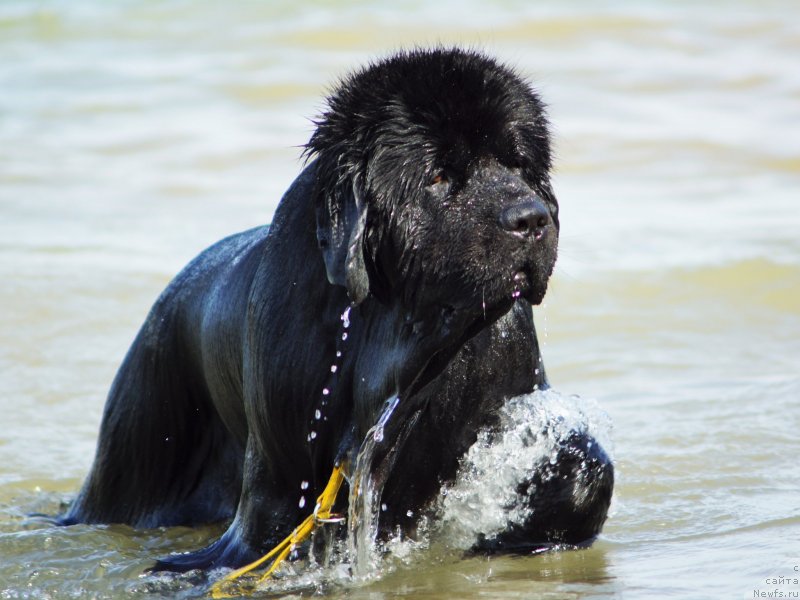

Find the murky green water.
[{"left": 1, "top": 1, "right": 798, "bottom": 598}]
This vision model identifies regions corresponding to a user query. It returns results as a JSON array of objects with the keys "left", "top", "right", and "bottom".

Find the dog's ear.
[{"left": 317, "top": 177, "right": 371, "bottom": 306}]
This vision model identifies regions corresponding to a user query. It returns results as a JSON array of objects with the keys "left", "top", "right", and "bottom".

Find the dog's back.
[{"left": 60, "top": 226, "right": 268, "bottom": 528}]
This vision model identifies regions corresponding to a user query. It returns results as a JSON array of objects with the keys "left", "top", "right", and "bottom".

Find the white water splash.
[
  {"left": 248, "top": 390, "right": 612, "bottom": 595},
  {"left": 434, "top": 389, "right": 613, "bottom": 550}
]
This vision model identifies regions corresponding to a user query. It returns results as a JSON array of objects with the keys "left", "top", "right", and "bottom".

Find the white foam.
[
  {"left": 250, "top": 390, "right": 613, "bottom": 594},
  {"left": 433, "top": 390, "right": 614, "bottom": 551}
]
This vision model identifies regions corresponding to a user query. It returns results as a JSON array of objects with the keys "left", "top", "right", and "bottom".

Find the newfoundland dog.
[{"left": 60, "top": 47, "right": 613, "bottom": 579}]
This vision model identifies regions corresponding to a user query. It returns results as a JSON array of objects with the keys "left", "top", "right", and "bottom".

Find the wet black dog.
[{"left": 60, "top": 48, "right": 613, "bottom": 570}]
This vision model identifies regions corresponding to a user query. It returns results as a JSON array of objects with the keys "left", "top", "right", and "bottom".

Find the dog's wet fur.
[{"left": 59, "top": 48, "right": 613, "bottom": 571}]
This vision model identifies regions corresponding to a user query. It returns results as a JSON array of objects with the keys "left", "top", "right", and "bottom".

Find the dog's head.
[{"left": 309, "top": 48, "right": 559, "bottom": 325}]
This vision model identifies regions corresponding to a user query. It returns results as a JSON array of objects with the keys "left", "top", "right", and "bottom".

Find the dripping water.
[
  {"left": 294, "top": 302, "right": 612, "bottom": 588},
  {"left": 300, "top": 305, "right": 354, "bottom": 513},
  {"left": 372, "top": 396, "right": 399, "bottom": 443},
  {"left": 346, "top": 394, "right": 401, "bottom": 579}
]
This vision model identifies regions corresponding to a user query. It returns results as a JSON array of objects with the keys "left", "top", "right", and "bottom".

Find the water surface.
[{"left": 1, "top": 1, "right": 799, "bottom": 598}]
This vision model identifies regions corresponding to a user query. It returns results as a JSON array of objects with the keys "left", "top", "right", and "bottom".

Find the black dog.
[{"left": 60, "top": 48, "right": 613, "bottom": 572}]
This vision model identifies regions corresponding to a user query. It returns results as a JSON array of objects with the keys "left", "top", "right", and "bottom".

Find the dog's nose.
[{"left": 499, "top": 199, "right": 550, "bottom": 239}]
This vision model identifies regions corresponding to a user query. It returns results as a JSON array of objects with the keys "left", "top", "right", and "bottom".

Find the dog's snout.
[{"left": 499, "top": 199, "right": 550, "bottom": 239}]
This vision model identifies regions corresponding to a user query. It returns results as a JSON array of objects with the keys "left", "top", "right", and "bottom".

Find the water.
[
  {"left": 221, "top": 390, "right": 613, "bottom": 597},
  {"left": 347, "top": 396, "right": 401, "bottom": 581},
  {"left": 1, "top": 1, "right": 799, "bottom": 598},
  {"left": 436, "top": 391, "right": 613, "bottom": 552}
]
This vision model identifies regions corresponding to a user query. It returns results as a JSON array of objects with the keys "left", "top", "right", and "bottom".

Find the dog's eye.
[{"left": 430, "top": 173, "right": 447, "bottom": 186}]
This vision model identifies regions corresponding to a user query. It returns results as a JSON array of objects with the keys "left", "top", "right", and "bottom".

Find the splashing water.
[
  {"left": 346, "top": 395, "right": 402, "bottom": 580},
  {"left": 372, "top": 396, "right": 399, "bottom": 443},
  {"left": 348, "top": 390, "right": 612, "bottom": 579},
  {"left": 251, "top": 390, "right": 612, "bottom": 595},
  {"left": 433, "top": 389, "right": 613, "bottom": 551}
]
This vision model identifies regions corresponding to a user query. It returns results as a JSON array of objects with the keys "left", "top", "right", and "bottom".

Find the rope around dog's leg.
[{"left": 210, "top": 464, "right": 346, "bottom": 598}]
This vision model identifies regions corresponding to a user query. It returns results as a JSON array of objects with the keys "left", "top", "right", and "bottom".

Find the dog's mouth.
[
  {"left": 424, "top": 264, "right": 547, "bottom": 333},
  {"left": 512, "top": 267, "right": 549, "bottom": 306},
  {"left": 512, "top": 269, "right": 530, "bottom": 299}
]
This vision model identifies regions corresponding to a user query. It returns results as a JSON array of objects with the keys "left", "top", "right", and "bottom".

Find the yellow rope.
[{"left": 210, "top": 464, "right": 346, "bottom": 598}]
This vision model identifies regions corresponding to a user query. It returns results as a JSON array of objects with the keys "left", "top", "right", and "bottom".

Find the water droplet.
[
  {"left": 322, "top": 388, "right": 330, "bottom": 396},
  {"left": 341, "top": 332, "right": 348, "bottom": 341},
  {"left": 381, "top": 503, "right": 387, "bottom": 512},
  {"left": 534, "top": 368, "right": 540, "bottom": 376},
  {"left": 301, "top": 480, "right": 309, "bottom": 490},
  {"left": 299, "top": 496, "right": 306, "bottom": 508},
  {"left": 315, "top": 409, "right": 321, "bottom": 420},
  {"left": 336, "top": 351, "right": 342, "bottom": 358},
  {"left": 372, "top": 396, "right": 399, "bottom": 443},
  {"left": 341, "top": 306, "right": 351, "bottom": 328},
  {"left": 310, "top": 431, "right": 317, "bottom": 439},
  {"left": 406, "top": 509, "right": 413, "bottom": 517},
  {"left": 330, "top": 365, "right": 338, "bottom": 373}
]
